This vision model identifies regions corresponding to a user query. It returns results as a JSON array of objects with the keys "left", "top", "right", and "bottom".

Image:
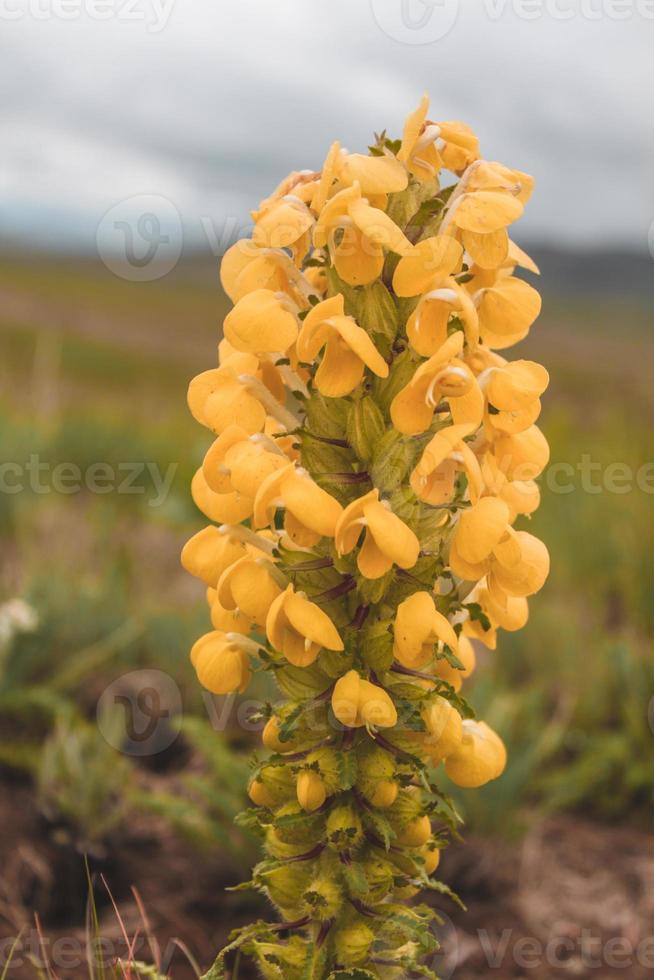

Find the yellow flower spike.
[
  {"left": 337, "top": 151, "right": 409, "bottom": 195},
  {"left": 296, "top": 770, "right": 327, "bottom": 812},
  {"left": 336, "top": 489, "right": 420, "bottom": 579},
  {"left": 445, "top": 720, "right": 507, "bottom": 788},
  {"left": 393, "top": 592, "right": 458, "bottom": 668},
  {"left": 190, "top": 631, "right": 251, "bottom": 695},
  {"left": 392, "top": 236, "right": 464, "bottom": 298},
  {"left": 254, "top": 463, "right": 343, "bottom": 540},
  {"left": 223, "top": 288, "right": 299, "bottom": 355},
  {"left": 451, "top": 190, "right": 524, "bottom": 235},
  {"left": 297, "top": 294, "right": 388, "bottom": 397},
  {"left": 184, "top": 101, "right": 549, "bottom": 972},
  {"left": 191, "top": 468, "right": 253, "bottom": 524},
  {"left": 252, "top": 197, "right": 314, "bottom": 252},
  {"left": 216, "top": 556, "right": 283, "bottom": 627},
  {"left": 492, "top": 424, "right": 550, "bottom": 481},
  {"left": 181, "top": 525, "right": 247, "bottom": 587},
  {"left": 434, "top": 634, "right": 477, "bottom": 692},
  {"left": 476, "top": 274, "right": 542, "bottom": 349},
  {"left": 187, "top": 367, "right": 267, "bottom": 435},
  {"left": 410, "top": 422, "right": 482, "bottom": 506},
  {"left": 391, "top": 333, "right": 483, "bottom": 436},
  {"left": 266, "top": 584, "right": 343, "bottom": 667},
  {"left": 422, "top": 696, "right": 463, "bottom": 763}
]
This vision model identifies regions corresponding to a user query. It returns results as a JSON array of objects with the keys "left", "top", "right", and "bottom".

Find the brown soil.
[{"left": 1, "top": 776, "right": 653, "bottom": 980}]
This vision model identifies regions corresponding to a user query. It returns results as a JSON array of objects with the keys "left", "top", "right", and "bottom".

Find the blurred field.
[{"left": 1, "top": 250, "right": 653, "bottom": 977}]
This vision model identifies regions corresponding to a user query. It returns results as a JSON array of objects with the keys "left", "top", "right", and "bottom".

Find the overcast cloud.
[{"left": 1, "top": 0, "right": 653, "bottom": 253}]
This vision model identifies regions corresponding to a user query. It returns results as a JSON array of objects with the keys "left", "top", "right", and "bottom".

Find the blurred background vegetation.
[{"left": 1, "top": 247, "right": 653, "bottom": 974}]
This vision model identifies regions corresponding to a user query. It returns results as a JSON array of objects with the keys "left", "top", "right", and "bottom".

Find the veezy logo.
[{"left": 370, "top": 0, "right": 460, "bottom": 43}]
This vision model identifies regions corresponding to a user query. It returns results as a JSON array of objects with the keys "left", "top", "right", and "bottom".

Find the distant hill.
[
  {"left": 1, "top": 240, "right": 651, "bottom": 302},
  {"left": 527, "top": 244, "right": 653, "bottom": 300}
]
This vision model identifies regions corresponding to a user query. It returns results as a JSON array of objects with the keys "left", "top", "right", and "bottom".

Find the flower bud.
[
  {"left": 263, "top": 864, "right": 311, "bottom": 917},
  {"left": 334, "top": 921, "right": 375, "bottom": 965},
  {"left": 361, "top": 855, "right": 394, "bottom": 903},
  {"left": 396, "top": 814, "right": 432, "bottom": 847},
  {"left": 296, "top": 770, "right": 326, "bottom": 813},
  {"left": 248, "top": 778, "right": 275, "bottom": 808},
  {"left": 326, "top": 803, "right": 363, "bottom": 852},
  {"left": 273, "top": 801, "right": 324, "bottom": 845},
  {"left": 302, "top": 877, "right": 342, "bottom": 921}
]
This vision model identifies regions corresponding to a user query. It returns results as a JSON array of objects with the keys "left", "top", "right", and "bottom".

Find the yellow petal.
[
  {"left": 364, "top": 500, "right": 420, "bottom": 571},
  {"left": 392, "top": 236, "right": 463, "bottom": 297},
  {"left": 202, "top": 424, "right": 250, "bottom": 493},
  {"left": 486, "top": 360, "right": 549, "bottom": 411},
  {"left": 347, "top": 198, "right": 413, "bottom": 255},
  {"left": 422, "top": 697, "right": 463, "bottom": 762},
  {"left": 455, "top": 496, "right": 510, "bottom": 565},
  {"left": 333, "top": 224, "right": 385, "bottom": 286},
  {"left": 191, "top": 468, "right": 253, "bottom": 523},
  {"left": 477, "top": 276, "right": 541, "bottom": 347},
  {"left": 285, "top": 590, "right": 344, "bottom": 651},
  {"left": 394, "top": 592, "right": 439, "bottom": 664},
  {"left": 311, "top": 140, "right": 341, "bottom": 214},
  {"left": 491, "top": 531, "right": 549, "bottom": 597},
  {"left": 332, "top": 670, "right": 362, "bottom": 728},
  {"left": 281, "top": 469, "right": 343, "bottom": 538},
  {"left": 217, "top": 557, "right": 282, "bottom": 624},
  {"left": 359, "top": 679, "right": 398, "bottom": 728},
  {"left": 453, "top": 191, "right": 523, "bottom": 234},
  {"left": 200, "top": 373, "right": 267, "bottom": 436},
  {"left": 223, "top": 288, "right": 298, "bottom": 354},
  {"left": 445, "top": 720, "right": 506, "bottom": 788},
  {"left": 492, "top": 425, "right": 550, "bottom": 480},
  {"left": 181, "top": 526, "right": 246, "bottom": 586},
  {"left": 313, "top": 184, "right": 361, "bottom": 249},
  {"left": 192, "top": 633, "right": 251, "bottom": 695},
  {"left": 357, "top": 528, "right": 394, "bottom": 579},
  {"left": 252, "top": 199, "right": 313, "bottom": 250},
  {"left": 225, "top": 441, "right": 289, "bottom": 499},
  {"left": 461, "top": 228, "right": 508, "bottom": 270},
  {"left": 335, "top": 489, "right": 378, "bottom": 556},
  {"left": 338, "top": 152, "right": 408, "bottom": 195}
]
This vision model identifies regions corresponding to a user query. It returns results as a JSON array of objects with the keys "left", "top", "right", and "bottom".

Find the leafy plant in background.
[{"left": 182, "top": 95, "right": 550, "bottom": 977}]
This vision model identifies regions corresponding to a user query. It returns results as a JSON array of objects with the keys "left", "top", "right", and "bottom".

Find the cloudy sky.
[{"left": 1, "top": 0, "right": 653, "bottom": 254}]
